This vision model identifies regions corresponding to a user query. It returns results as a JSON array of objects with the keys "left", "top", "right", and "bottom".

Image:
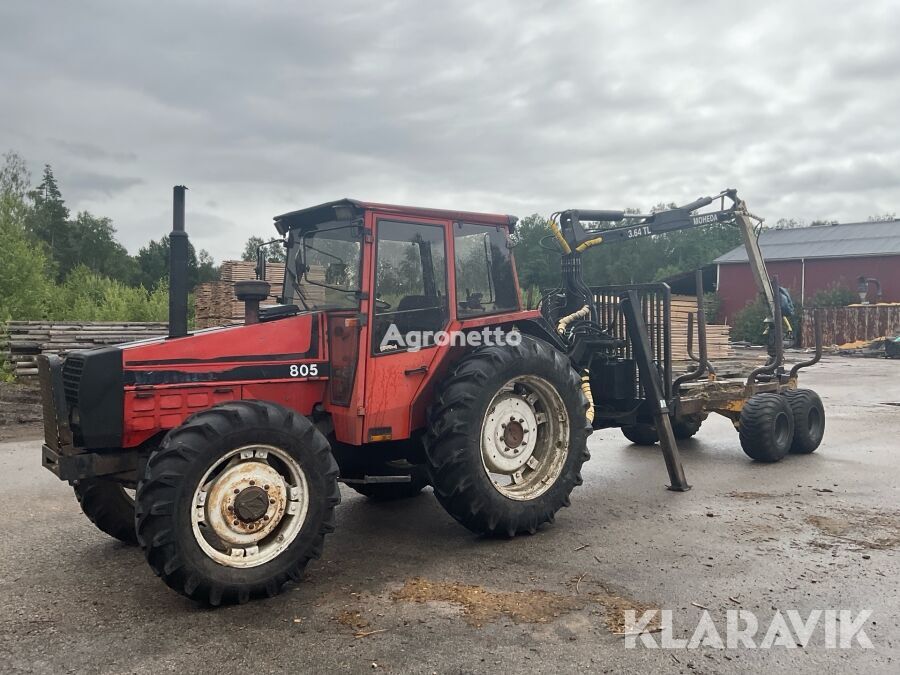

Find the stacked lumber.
[
  {"left": 801, "top": 304, "right": 900, "bottom": 347},
  {"left": 670, "top": 295, "right": 733, "bottom": 361},
  {"left": 1, "top": 321, "right": 169, "bottom": 378},
  {"left": 194, "top": 261, "right": 287, "bottom": 329}
]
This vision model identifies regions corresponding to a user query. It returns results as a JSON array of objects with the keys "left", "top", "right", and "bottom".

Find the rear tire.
[
  {"left": 73, "top": 478, "right": 138, "bottom": 545},
  {"left": 782, "top": 389, "right": 825, "bottom": 454},
  {"left": 622, "top": 424, "right": 658, "bottom": 445},
  {"left": 135, "top": 401, "right": 340, "bottom": 605},
  {"left": 672, "top": 414, "right": 706, "bottom": 440},
  {"left": 739, "top": 393, "right": 794, "bottom": 462},
  {"left": 426, "top": 336, "right": 591, "bottom": 537}
]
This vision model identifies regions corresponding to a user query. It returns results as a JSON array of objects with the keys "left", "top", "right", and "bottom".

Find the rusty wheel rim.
[{"left": 190, "top": 444, "right": 309, "bottom": 568}]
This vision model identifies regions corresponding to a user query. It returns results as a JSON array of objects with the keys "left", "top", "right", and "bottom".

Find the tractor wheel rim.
[
  {"left": 190, "top": 444, "right": 309, "bottom": 569},
  {"left": 480, "top": 375, "right": 570, "bottom": 501}
]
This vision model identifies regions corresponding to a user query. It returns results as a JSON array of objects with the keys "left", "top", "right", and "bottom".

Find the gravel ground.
[{"left": 0, "top": 355, "right": 898, "bottom": 673}]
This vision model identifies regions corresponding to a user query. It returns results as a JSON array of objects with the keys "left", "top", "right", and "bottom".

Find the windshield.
[{"left": 283, "top": 224, "right": 362, "bottom": 310}]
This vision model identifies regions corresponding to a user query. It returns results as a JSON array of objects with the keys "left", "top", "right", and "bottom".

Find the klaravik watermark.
[
  {"left": 379, "top": 326, "right": 522, "bottom": 353},
  {"left": 623, "top": 609, "right": 873, "bottom": 649}
]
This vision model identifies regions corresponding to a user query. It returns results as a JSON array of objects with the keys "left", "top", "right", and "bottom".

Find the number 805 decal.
[{"left": 289, "top": 363, "right": 320, "bottom": 377}]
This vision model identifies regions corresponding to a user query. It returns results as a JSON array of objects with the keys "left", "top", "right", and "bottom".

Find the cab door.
[{"left": 363, "top": 217, "right": 450, "bottom": 441}]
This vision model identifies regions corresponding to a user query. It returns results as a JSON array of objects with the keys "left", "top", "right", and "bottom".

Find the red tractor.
[{"left": 38, "top": 187, "right": 824, "bottom": 605}]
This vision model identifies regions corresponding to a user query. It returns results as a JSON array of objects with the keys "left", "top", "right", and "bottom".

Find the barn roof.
[{"left": 715, "top": 219, "right": 900, "bottom": 263}]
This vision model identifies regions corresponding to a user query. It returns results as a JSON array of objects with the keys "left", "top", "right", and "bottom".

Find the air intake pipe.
[{"left": 168, "top": 185, "right": 189, "bottom": 338}]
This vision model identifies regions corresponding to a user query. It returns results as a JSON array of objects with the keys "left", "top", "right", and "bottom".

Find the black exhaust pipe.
[{"left": 168, "top": 185, "right": 189, "bottom": 338}]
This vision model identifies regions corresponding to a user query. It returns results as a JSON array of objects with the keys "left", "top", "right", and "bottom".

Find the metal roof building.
[{"left": 713, "top": 220, "right": 900, "bottom": 322}]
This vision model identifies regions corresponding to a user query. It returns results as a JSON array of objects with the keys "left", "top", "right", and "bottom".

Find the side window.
[
  {"left": 372, "top": 220, "right": 448, "bottom": 353},
  {"left": 453, "top": 223, "right": 519, "bottom": 318}
]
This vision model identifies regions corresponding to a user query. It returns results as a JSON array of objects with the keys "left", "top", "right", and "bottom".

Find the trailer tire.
[
  {"left": 622, "top": 424, "right": 658, "bottom": 445},
  {"left": 135, "top": 400, "right": 340, "bottom": 605},
  {"left": 73, "top": 478, "right": 138, "bottom": 545},
  {"left": 672, "top": 414, "right": 706, "bottom": 440},
  {"left": 782, "top": 389, "right": 825, "bottom": 454},
  {"left": 425, "top": 336, "right": 591, "bottom": 537},
  {"left": 739, "top": 393, "right": 794, "bottom": 462}
]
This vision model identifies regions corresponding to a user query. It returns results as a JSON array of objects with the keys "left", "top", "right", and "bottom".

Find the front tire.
[
  {"left": 426, "top": 336, "right": 591, "bottom": 537},
  {"left": 73, "top": 478, "right": 138, "bottom": 545},
  {"left": 135, "top": 401, "right": 340, "bottom": 605}
]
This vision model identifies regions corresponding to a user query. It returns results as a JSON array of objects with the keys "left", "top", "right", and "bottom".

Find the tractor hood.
[{"left": 119, "top": 313, "right": 322, "bottom": 386}]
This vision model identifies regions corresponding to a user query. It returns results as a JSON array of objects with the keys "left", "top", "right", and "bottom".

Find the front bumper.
[{"left": 37, "top": 354, "right": 132, "bottom": 482}]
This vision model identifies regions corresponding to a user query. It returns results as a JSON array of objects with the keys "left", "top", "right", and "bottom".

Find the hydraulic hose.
[{"left": 557, "top": 305, "right": 590, "bottom": 334}]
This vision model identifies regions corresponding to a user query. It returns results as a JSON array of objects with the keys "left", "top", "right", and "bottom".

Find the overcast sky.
[{"left": 1, "top": 0, "right": 898, "bottom": 261}]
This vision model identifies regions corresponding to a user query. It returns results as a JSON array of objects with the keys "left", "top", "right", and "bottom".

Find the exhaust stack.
[{"left": 168, "top": 185, "right": 189, "bottom": 338}]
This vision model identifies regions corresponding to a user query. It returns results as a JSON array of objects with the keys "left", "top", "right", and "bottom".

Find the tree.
[
  {"left": 867, "top": 213, "right": 897, "bottom": 222},
  {"left": 241, "top": 235, "right": 286, "bottom": 263},
  {"left": 25, "top": 165, "right": 70, "bottom": 276},
  {"left": 63, "top": 211, "right": 137, "bottom": 282},
  {"left": 134, "top": 235, "right": 218, "bottom": 290},
  {"left": 0, "top": 153, "right": 50, "bottom": 320}
]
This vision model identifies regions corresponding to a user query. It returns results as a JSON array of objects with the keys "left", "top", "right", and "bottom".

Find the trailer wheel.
[
  {"left": 135, "top": 401, "right": 340, "bottom": 605},
  {"left": 782, "top": 389, "right": 825, "bottom": 454},
  {"left": 73, "top": 478, "right": 138, "bottom": 545},
  {"left": 672, "top": 414, "right": 706, "bottom": 440},
  {"left": 739, "top": 393, "right": 794, "bottom": 462},
  {"left": 621, "top": 424, "right": 658, "bottom": 445},
  {"left": 426, "top": 336, "right": 591, "bottom": 537}
]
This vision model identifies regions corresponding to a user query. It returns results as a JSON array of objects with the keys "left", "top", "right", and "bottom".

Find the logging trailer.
[{"left": 37, "top": 187, "right": 824, "bottom": 604}]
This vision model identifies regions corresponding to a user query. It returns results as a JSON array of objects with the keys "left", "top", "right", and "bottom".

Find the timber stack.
[
  {"left": 194, "top": 261, "right": 286, "bottom": 329},
  {"left": 1, "top": 321, "right": 169, "bottom": 378}
]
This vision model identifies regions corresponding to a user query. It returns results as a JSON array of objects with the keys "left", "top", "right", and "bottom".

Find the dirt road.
[{"left": 1, "top": 356, "right": 898, "bottom": 673}]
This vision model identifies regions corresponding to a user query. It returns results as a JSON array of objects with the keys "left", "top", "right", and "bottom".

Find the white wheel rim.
[
  {"left": 479, "top": 375, "right": 570, "bottom": 501},
  {"left": 190, "top": 444, "right": 309, "bottom": 568}
]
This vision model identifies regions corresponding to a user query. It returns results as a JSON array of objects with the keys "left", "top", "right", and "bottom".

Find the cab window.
[
  {"left": 453, "top": 223, "right": 518, "bottom": 317},
  {"left": 372, "top": 220, "right": 448, "bottom": 352}
]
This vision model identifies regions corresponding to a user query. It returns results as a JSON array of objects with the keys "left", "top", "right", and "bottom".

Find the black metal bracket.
[{"left": 621, "top": 291, "right": 691, "bottom": 492}]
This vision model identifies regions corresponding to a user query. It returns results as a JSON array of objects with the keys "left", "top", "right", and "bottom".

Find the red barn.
[{"left": 714, "top": 220, "right": 900, "bottom": 323}]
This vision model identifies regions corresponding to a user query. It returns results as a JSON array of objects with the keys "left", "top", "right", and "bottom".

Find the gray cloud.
[{"left": 1, "top": 0, "right": 898, "bottom": 261}]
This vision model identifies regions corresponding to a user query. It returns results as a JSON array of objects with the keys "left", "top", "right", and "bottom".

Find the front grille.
[{"left": 62, "top": 355, "right": 84, "bottom": 408}]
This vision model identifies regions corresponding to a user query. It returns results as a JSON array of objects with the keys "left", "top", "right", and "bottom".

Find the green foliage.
[
  {"left": 0, "top": 153, "right": 52, "bottom": 321},
  {"left": 808, "top": 283, "right": 857, "bottom": 308},
  {"left": 731, "top": 297, "right": 768, "bottom": 344},
  {"left": 46, "top": 266, "right": 170, "bottom": 322},
  {"left": 134, "top": 235, "right": 218, "bottom": 290},
  {"left": 242, "top": 235, "right": 286, "bottom": 263}
]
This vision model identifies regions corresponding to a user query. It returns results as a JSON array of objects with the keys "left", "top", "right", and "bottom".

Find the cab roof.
[{"left": 274, "top": 198, "right": 517, "bottom": 234}]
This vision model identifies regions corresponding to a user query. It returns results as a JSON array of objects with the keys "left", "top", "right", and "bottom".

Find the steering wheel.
[{"left": 375, "top": 298, "right": 392, "bottom": 311}]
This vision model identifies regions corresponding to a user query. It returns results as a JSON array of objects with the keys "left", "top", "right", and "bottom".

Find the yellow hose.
[
  {"left": 557, "top": 305, "right": 590, "bottom": 334},
  {"left": 575, "top": 236, "right": 604, "bottom": 253},
  {"left": 549, "top": 217, "right": 572, "bottom": 254},
  {"left": 581, "top": 373, "right": 595, "bottom": 423}
]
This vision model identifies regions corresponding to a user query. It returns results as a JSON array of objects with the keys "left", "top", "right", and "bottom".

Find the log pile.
[
  {"left": 670, "top": 295, "right": 733, "bottom": 361},
  {"left": 1, "top": 321, "right": 169, "bottom": 378}
]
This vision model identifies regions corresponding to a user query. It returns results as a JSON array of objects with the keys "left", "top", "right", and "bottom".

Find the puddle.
[{"left": 391, "top": 577, "right": 659, "bottom": 634}]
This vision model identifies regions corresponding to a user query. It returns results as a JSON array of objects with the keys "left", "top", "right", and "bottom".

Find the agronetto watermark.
[
  {"left": 623, "top": 609, "right": 874, "bottom": 649},
  {"left": 379, "top": 326, "right": 522, "bottom": 353}
]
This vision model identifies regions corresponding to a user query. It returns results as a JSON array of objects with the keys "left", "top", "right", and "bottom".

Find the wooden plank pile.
[
  {"left": 801, "top": 303, "right": 900, "bottom": 347},
  {"left": 1, "top": 321, "right": 169, "bottom": 378},
  {"left": 194, "top": 261, "right": 287, "bottom": 329},
  {"left": 670, "top": 295, "right": 733, "bottom": 361}
]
